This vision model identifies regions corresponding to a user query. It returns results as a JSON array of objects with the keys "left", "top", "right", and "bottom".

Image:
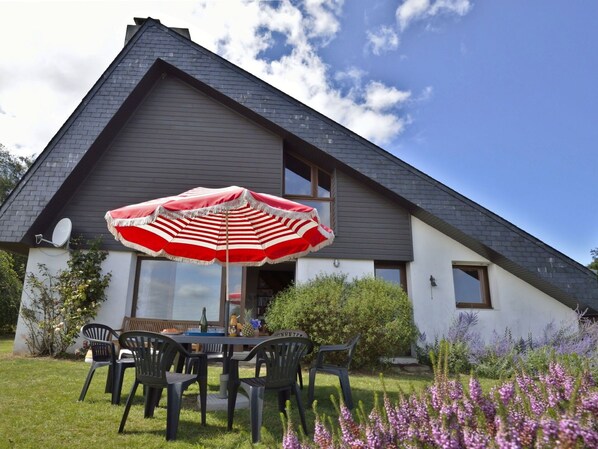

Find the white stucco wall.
[
  {"left": 14, "top": 221, "right": 578, "bottom": 353},
  {"left": 13, "top": 248, "right": 136, "bottom": 354},
  {"left": 409, "top": 217, "right": 577, "bottom": 342},
  {"left": 296, "top": 258, "right": 373, "bottom": 282}
]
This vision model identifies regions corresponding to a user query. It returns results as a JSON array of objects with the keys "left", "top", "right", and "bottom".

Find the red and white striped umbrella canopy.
[{"left": 105, "top": 186, "right": 334, "bottom": 266}]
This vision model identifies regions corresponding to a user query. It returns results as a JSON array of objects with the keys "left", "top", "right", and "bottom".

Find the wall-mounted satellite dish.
[{"left": 35, "top": 218, "right": 72, "bottom": 248}]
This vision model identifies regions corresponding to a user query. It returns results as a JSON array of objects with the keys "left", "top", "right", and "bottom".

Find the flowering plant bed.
[{"left": 284, "top": 345, "right": 598, "bottom": 448}]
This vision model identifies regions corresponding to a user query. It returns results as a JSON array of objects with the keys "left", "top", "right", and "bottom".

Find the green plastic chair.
[
  {"left": 227, "top": 336, "right": 313, "bottom": 444},
  {"left": 118, "top": 331, "right": 208, "bottom": 441},
  {"left": 78, "top": 323, "right": 135, "bottom": 404},
  {"left": 308, "top": 334, "right": 360, "bottom": 409},
  {"left": 254, "top": 329, "right": 308, "bottom": 388}
]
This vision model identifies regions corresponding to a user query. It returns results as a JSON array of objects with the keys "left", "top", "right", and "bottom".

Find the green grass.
[{"left": 0, "top": 336, "right": 436, "bottom": 449}]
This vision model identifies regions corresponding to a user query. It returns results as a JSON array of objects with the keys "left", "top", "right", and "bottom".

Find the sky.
[{"left": 0, "top": 0, "right": 596, "bottom": 265}]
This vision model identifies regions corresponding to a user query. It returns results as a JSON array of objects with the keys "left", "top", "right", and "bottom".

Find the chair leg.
[
  {"left": 119, "top": 380, "right": 139, "bottom": 433},
  {"left": 297, "top": 364, "right": 303, "bottom": 390},
  {"left": 227, "top": 381, "right": 239, "bottom": 430},
  {"left": 144, "top": 387, "right": 161, "bottom": 418},
  {"left": 111, "top": 362, "right": 125, "bottom": 405},
  {"left": 78, "top": 363, "right": 97, "bottom": 402},
  {"left": 105, "top": 364, "right": 114, "bottom": 393},
  {"left": 198, "top": 358, "right": 208, "bottom": 426},
  {"left": 338, "top": 370, "right": 353, "bottom": 409},
  {"left": 293, "top": 383, "right": 309, "bottom": 435},
  {"left": 307, "top": 368, "right": 317, "bottom": 405},
  {"left": 166, "top": 383, "right": 184, "bottom": 441},
  {"left": 277, "top": 389, "right": 290, "bottom": 414},
  {"left": 244, "top": 384, "right": 265, "bottom": 444}
]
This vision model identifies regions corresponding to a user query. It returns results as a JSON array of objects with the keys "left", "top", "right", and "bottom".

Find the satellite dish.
[
  {"left": 35, "top": 218, "right": 72, "bottom": 248},
  {"left": 52, "top": 218, "right": 72, "bottom": 247}
]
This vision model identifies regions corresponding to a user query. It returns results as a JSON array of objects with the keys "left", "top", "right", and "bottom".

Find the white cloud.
[
  {"left": 192, "top": 0, "right": 409, "bottom": 145},
  {"left": 365, "top": 81, "right": 411, "bottom": 111},
  {"left": 366, "top": 25, "right": 400, "bottom": 55},
  {"left": 397, "top": 0, "right": 472, "bottom": 31}
]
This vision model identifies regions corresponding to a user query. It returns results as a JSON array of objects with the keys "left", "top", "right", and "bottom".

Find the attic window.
[
  {"left": 284, "top": 153, "right": 332, "bottom": 228},
  {"left": 453, "top": 264, "right": 492, "bottom": 309}
]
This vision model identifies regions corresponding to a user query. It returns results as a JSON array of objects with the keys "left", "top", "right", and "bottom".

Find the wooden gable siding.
[
  {"left": 314, "top": 169, "right": 413, "bottom": 261},
  {"left": 58, "top": 76, "right": 282, "bottom": 250}
]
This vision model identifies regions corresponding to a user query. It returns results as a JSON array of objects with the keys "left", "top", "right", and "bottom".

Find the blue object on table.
[{"left": 185, "top": 331, "right": 225, "bottom": 336}]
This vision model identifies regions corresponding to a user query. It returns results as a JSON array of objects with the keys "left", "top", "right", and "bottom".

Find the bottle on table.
[{"left": 200, "top": 307, "right": 208, "bottom": 333}]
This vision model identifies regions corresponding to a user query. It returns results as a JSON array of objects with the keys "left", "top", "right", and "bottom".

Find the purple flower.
[{"left": 313, "top": 417, "right": 333, "bottom": 449}]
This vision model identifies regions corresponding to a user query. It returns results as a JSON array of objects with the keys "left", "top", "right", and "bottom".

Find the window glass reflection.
[
  {"left": 285, "top": 154, "right": 312, "bottom": 195},
  {"left": 136, "top": 259, "right": 222, "bottom": 321},
  {"left": 301, "top": 200, "right": 331, "bottom": 228},
  {"left": 453, "top": 267, "right": 483, "bottom": 303}
]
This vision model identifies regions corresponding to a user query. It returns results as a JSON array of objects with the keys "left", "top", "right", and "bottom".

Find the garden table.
[{"left": 170, "top": 334, "right": 275, "bottom": 410}]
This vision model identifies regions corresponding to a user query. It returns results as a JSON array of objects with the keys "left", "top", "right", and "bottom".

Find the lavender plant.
[
  {"left": 284, "top": 354, "right": 598, "bottom": 448},
  {"left": 417, "top": 310, "right": 598, "bottom": 378}
]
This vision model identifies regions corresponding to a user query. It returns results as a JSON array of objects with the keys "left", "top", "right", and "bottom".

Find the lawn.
[{"left": 0, "top": 336, "right": 436, "bottom": 449}]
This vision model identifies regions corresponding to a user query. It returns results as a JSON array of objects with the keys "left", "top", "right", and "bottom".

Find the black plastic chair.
[
  {"left": 255, "top": 329, "right": 308, "bottom": 389},
  {"left": 78, "top": 323, "right": 135, "bottom": 404},
  {"left": 308, "top": 334, "right": 360, "bottom": 409},
  {"left": 227, "top": 336, "right": 313, "bottom": 444},
  {"left": 118, "top": 331, "right": 208, "bottom": 441}
]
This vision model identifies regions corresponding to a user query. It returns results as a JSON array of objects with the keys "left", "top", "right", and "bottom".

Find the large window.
[
  {"left": 374, "top": 262, "right": 407, "bottom": 292},
  {"left": 133, "top": 258, "right": 243, "bottom": 323},
  {"left": 452, "top": 264, "right": 491, "bottom": 308},
  {"left": 284, "top": 153, "right": 332, "bottom": 228}
]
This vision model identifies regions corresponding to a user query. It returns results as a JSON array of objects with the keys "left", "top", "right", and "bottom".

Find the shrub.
[
  {"left": 265, "top": 274, "right": 417, "bottom": 369},
  {"left": 0, "top": 250, "right": 22, "bottom": 333},
  {"left": 20, "top": 238, "right": 111, "bottom": 356}
]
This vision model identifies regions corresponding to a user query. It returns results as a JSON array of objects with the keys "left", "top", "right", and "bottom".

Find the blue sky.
[{"left": 0, "top": 1, "right": 596, "bottom": 265}]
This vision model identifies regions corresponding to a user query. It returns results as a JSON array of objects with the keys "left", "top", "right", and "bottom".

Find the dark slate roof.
[{"left": 1, "top": 18, "right": 596, "bottom": 312}]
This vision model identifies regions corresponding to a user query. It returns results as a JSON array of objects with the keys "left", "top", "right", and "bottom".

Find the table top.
[{"left": 169, "top": 334, "right": 273, "bottom": 345}]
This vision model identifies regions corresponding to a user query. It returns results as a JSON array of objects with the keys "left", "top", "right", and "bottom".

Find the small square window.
[{"left": 453, "top": 264, "right": 491, "bottom": 308}]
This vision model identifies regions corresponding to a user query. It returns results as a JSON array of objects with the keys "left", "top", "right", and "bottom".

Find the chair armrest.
[
  {"left": 318, "top": 343, "right": 350, "bottom": 353},
  {"left": 231, "top": 350, "right": 257, "bottom": 362},
  {"left": 314, "top": 343, "right": 350, "bottom": 367}
]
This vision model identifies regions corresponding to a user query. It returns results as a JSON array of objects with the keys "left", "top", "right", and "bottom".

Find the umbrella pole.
[{"left": 224, "top": 211, "right": 230, "bottom": 335}]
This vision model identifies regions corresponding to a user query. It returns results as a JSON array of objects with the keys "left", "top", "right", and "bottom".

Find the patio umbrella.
[{"left": 105, "top": 185, "right": 334, "bottom": 332}]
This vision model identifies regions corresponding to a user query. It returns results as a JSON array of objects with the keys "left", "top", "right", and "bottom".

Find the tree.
[
  {"left": 589, "top": 248, "right": 598, "bottom": 271},
  {"left": 0, "top": 143, "right": 34, "bottom": 203},
  {"left": 0, "top": 143, "right": 35, "bottom": 333}
]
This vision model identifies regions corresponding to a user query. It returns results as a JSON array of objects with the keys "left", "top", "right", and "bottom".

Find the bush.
[
  {"left": 20, "top": 238, "right": 111, "bottom": 356},
  {"left": 0, "top": 250, "right": 22, "bottom": 333},
  {"left": 265, "top": 274, "right": 417, "bottom": 369}
]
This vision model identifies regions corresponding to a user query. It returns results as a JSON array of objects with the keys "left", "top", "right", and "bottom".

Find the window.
[
  {"left": 375, "top": 262, "right": 407, "bottom": 292},
  {"left": 284, "top": 153, "right": 332, "bottom": 228},
  {"left": 133, "top": 257, "right": 243, "bottom": 323},
  {"left": 452, "top": 264, "right": 491, "bottom": 308}
]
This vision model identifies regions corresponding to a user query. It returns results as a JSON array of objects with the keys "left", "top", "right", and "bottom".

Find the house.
[{"left": 2, "top": 18, "right": 597, "bottom": 354}]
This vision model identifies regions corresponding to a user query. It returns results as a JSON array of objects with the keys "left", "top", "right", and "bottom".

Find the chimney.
[{"left": 125, "top": 17, "right": 191, "bottom": 45}]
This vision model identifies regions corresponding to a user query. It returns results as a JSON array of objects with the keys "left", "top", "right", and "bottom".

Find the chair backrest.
[
  {"left": 81, "top": 323, "right": 118, "bottom": 363},
  {"left": 249, "top": 337, "right": 312, "bottom": 389},
  {"left": 344, "top": 334, "right": 360, "bottom": 369},
  {"left": 272, "top": 329, "right": 308, "bottom": 338},
  {"left": 118, "top": 331, "right": 187, "bottom": 388}
]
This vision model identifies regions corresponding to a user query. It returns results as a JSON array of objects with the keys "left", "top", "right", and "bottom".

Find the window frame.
[
  {"left": 283, "top": 153, "right": 333, "bottom": 227},
  {"left": 452, "top": 264, "right": 492, "bottom": 309},
  {"left": 374, "top": 261, "right": 408, "bottom": 293},
  {"left": 283, "top": 153, "right": 332, "bottom": 200}
]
